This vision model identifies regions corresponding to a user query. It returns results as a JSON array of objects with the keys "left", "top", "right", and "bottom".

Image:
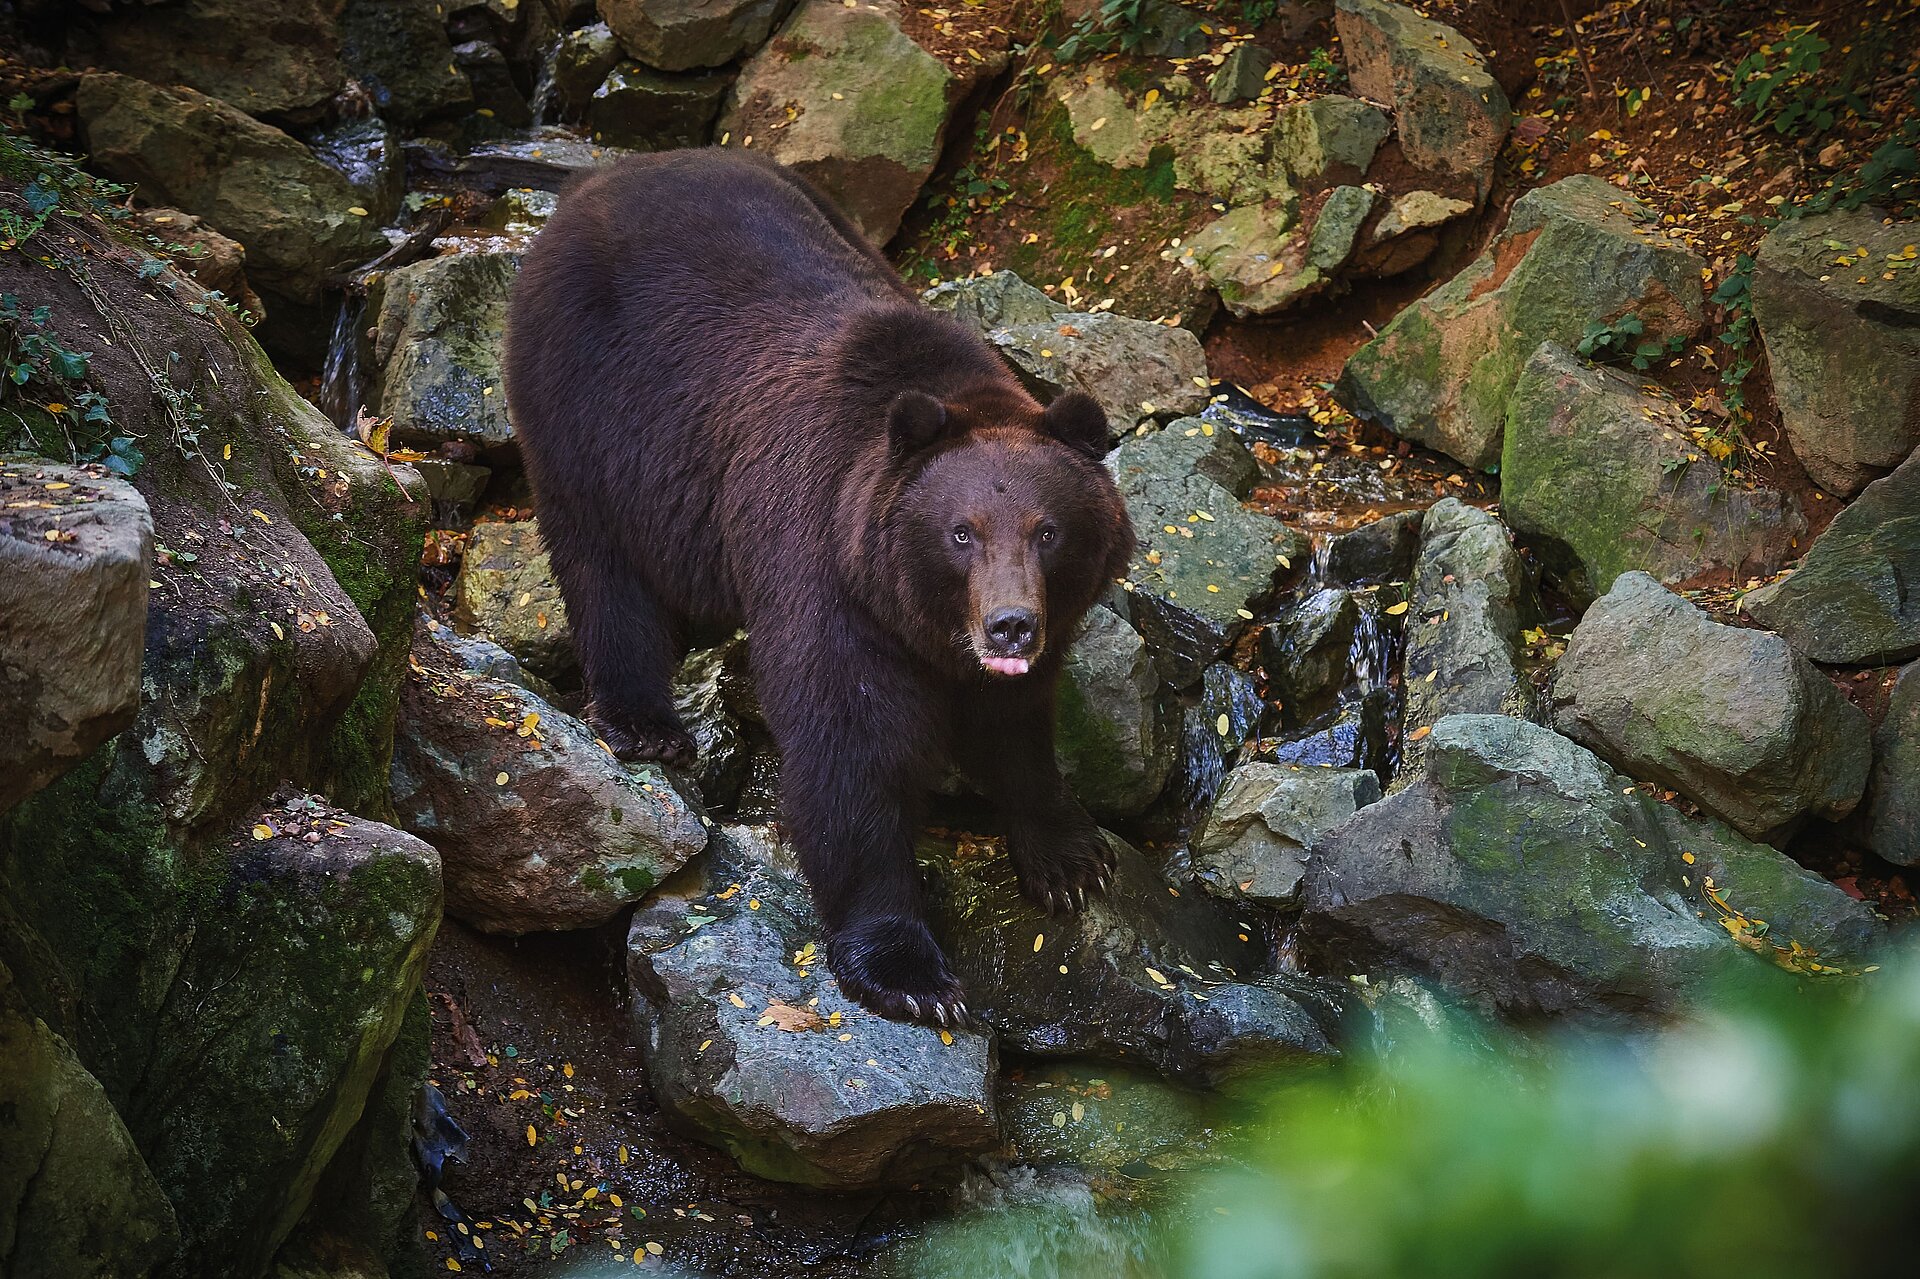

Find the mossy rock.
[
  {"left": 370, "top": 249, "right": 521, "bottom": 454},
  {"left": 1339, "top": 176, "right": 1706, "bottom": 471},
  {"left": 1055, "top": 605, "right": 1178, "bottom": 819}
]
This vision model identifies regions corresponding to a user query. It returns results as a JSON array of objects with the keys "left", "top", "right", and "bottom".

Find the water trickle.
[
  {"left": 528, "top": 37, "right": 564, "bottom": 126},
  {"left": 1198, "top": 382, "right": 1315, "bottom": 449},
  {"left": 318, "top": 293, "right": 368, "bottom": 433},
  {"left": 1170, "top": 664, "right": 1266, "bottom": 823}
]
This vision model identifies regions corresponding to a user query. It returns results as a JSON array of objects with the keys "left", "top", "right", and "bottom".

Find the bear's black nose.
[{"left": 985, "top": 607, "right": 1038, "bottom": 654}]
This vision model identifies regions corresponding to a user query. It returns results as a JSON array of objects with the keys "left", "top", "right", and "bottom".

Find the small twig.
[{"left": 1556, "top": 0, "right": 1602, "bottom": 102}]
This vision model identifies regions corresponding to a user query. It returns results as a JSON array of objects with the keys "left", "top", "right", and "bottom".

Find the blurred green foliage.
[{"left": 904, "top": 946, "right": 1920, "bottom": 1278}]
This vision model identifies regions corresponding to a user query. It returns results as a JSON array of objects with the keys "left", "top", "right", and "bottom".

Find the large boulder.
[
  {"left": 1338, "top": 176, "right": 1706, "bottom": 471},
  {"left": 720, "top": 0, "right": 971, "bottom": 243},
  {"left": 1742, "top": 448, "right": 1920, "bottom": 666},
  {"left": 370, "top": 248, "right": 520, "bottom": 454},
  {"left": 129, "top": 800, "right": 440, "bottom": 1279},
  {"left": 1552, "top": 573, "right": 1870, "bottom": 841},
  {"left": 600, "top": 0, "right": 793, "bottom": 71},
  {"left": 1863, "top": 662, "right": 1920, "bottom": 866},
  {"left": 1397, "top": 498, "right": 1535, "bottom": 779},
  {"left": 926, "top": 831, "right": 1349, "bottom": 1083},
  {"left": 627, "top": 825, "right": 998, "bottom": 1188},
  {"left": 1502, "top": 342, "right": 1806, "bottom": 604},
  {"left": 1333, "top": 0, "right": 1510, "bottom": 200},
  {"left": 1270, "top": 96, "right": 1391, "bottom": 184},
  {"left": 1110, "top": 421, "right": 1307, "bottom": 676},
  {"left": 77, "top": 75, "right": 388, "bottom": 308},
  {"left": 0, "top": 960, "right": 179, "bottom": 1279},
  {"left": 451, "top": 518, "right": 576, "bottom": 680},
  {"left": 1751, "top": 208, "right": 1920, "bottom": 497},
  {"left": 80, "top": 0, "right": 346, "bottom": 123},
  {"left": 1302, "top": 715, "right": 1884, "bottom": 1021},
  {"left": 1180, "top": 187, "right": 1375, "bottom": 319},
  {"left": 341, "top": 0, "right": 475, "bottom": 125},
  {"left": 0, "top": 462, "right": 150, "bottom": 815},
  {"left": 1055, "top": 605, "right": 1178, "bottom": 820},
  {"left": 1191, "top": 763, "right": 1381, "bottom": 908},
  {"left": 391, "top": 625, "right": 707, "bottom": 933},
  {"left": 927, "top": 271, "right": 1210, "bottom": 432},
  {"left": 0, "top": 179, "right": 427, "bottom": 1279}
]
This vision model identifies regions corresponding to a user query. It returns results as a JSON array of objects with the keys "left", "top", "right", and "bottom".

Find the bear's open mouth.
[{"left": 980, "top": 654, "right": 1031, "bottom": 677}]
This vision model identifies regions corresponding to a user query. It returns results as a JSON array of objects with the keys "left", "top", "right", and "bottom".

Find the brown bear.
[{"left": 504, "top": 150, "right": 1134, "bottom": 1024}]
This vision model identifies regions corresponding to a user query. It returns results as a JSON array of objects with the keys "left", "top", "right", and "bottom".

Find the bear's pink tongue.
[{"left": 982, "top": 655, "right": 1031, "bottom": 676}]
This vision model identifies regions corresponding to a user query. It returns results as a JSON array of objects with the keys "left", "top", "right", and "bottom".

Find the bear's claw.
[
  {"left": 827, "top": 915, "right": 970, "bottom": 1028},
  {"left": 1012, "top": 821, "right": 1118, "bottom": 918}
]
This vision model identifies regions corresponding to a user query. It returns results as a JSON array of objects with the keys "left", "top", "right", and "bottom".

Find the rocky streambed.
[{"left": 4, "top": 1, "right": 1919, "bottom": 1278}]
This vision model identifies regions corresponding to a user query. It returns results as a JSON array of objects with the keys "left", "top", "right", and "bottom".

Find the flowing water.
[{"left": 318, "top": 292, "right": 367, "bottom": 432}]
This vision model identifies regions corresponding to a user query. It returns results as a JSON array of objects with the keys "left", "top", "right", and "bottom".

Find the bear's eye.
[
  {"left": 952, "top": 526, "right": 972, "bottom": 545},
  {"left": 1038, "top": 526, "right": 1057, "bottom": 545}
]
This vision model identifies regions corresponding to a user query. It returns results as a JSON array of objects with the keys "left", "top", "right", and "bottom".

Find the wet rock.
[
  {"left": 1256, "top": 688, "right": 1392, "bottom": 775},
  {"left": 128, "top": 207, "right": 266, "bottom": 323},
  {"left": 1055, "top": 606, "right": 1178, "bottom": 820},
  {"left": 627, "top": 826, "right": 997, "bottom": 1188},
  {"left": 1270, "top": 95, "right": 1391, "bottom": 183},
  {"left": 1192, "top": 762, "right": 1380, "bottom": 908},
  {"left": 0, "top": 461, "right": 151, "bottom": 815},
  {"left": 1398, "top": 499, "right": 1535, "bottom": 779},
  {"left": 998, "top": 1062, "right": 1223, "bottom": 1175},
  {"left": 1352, "top": 189, "right": 1472, "bottom": 277},
  {"left": 483, "top": 186, "right": 560, "bottom": 235},
  {"left": 1119, "top": 587, "right": 1226, "bottom": 691},
  {"left": 342, "top": 0, "right": 475, "bottom": 125},
  {"left": 1111, "top": 423, "right": 1306, "bottom": 664},
  {"left": 80, "top": 0, "right": 346, "bottom": 123},
  {"left": 452, "top": 518, "right": 576, "bottom": 680},
  {"left": 1742, "top": 441, "right": 1920, "bottom": 666},
  {"left": 1502, "top": 343, "right": 1806, "bottom": 604},
  {"left": 548, "top": 21, "right": 626, "bottom": 119},
  {"left": 371, "top": 248, "right": 519, "bottom": 453},
  {"left": 441, "top": 130, "right": 640, "bottom": 193},
  {"left": 454, "top": 39, "right": 534, "bottom": 128},
  {"left": 1171, "top": 661, "right": 1266, "bottom": 816},
  {"left": 392, "top": 627, "right": 706, "bottom": 933},
  {"left": 672, "top": 642, "right": 754, "bottom": 808},
  {"left": 1303, "top": 714, "right": 1885, "bottom": 1020},
  {"left": 721, "top": 0, "right": 973, "bottom": 243},
  {"left": 1333, "top": 0, "right": 1509, "bottom": 200},
  {"left": 601, "top": 0, "right": 793, "bottom": 71},
  {"left": 78, "top": 75, "right": 389, "bottom": 307},
  {"left": 928, "top": 272, "right": 1210, "bottom": 432},
  {"left": 0, "top": 959, "right": 180, "bottom": 1278},
  {"left": 1323, "top": 508, "right": 1423, "bottom": 585},
  {"left": 413, "top": 456, "right": 492, "bottom": 523},
  {"left": 304, "top": 114, "right": 404, "bottom": 224},
  {"left": 1863, "top": 662, "right": 1920, "bottom": 866},
  {"left": 1209, "top": 44, "right": 1275, "bottom": 105},
  {"left": 1260, "top": 586, "right": 1358, "bottom": 716},
  {"left": 133, "top": 800, "right": 440, "bottom": 1278},
  {"left": 926, "top": 831, "right": 1347, "bottom": 1083},
  {"left": 434, "top": 621, "right": 554, "bottom": 699},
  {"left": 1553, "top": 572, "right": 1870, "bottom": 841},
  {"left": 1751, "top": 209, "right": 1920, "bottom": 497},
  {"left": 1339, "top": 176, "right": 1706, "bottom": 471},
  {"left": 591, "top": 62, "right": 730, "bottom": 149}
]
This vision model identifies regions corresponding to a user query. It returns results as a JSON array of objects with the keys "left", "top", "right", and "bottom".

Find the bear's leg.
[
  {"left": 955, "top": 677, "right": 1117, "bottom": 915},
  {"left": 754, "top": 635, "right": 967, "bottom": 1026},
  {"left": 542, "top": 516, "right": 695, "bottom": 767}
]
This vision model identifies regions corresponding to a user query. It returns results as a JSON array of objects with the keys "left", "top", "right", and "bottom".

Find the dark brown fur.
[{"left": 504, "top": 150, "right": 1132, "bottom": 1023}]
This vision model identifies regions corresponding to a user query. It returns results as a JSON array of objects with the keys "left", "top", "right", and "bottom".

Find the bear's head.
[{"left": 867, "top": 388, "right": 1133, "bottom": 681}]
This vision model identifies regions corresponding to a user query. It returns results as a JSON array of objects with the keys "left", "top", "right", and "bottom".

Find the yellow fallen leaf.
[{"left": 1384, "top": 601, "right": 1410, "bottom": 616}]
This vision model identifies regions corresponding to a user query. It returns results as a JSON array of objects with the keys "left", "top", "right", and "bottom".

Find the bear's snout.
[{"left": 985, "top": 607, "right": 1038, "bottom": 655}]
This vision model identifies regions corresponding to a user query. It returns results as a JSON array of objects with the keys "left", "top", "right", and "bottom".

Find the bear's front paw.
[
  {"left": 1009, "top": 818, "right": 1117, "bottom": 916},
  {"left": 586, "top": 704, "right": 697, "bottom": 769},
  {"left": 827, "top": 915, "right": 970, "bottom": 1027}
]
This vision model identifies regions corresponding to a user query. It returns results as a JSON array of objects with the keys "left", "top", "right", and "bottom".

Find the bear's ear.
[
  {"left": 1040, "top": 391, "right": 1111, "bottom": 459},
  {"left": 887, "top": 390, "right": 954, "bottom": 454}
]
